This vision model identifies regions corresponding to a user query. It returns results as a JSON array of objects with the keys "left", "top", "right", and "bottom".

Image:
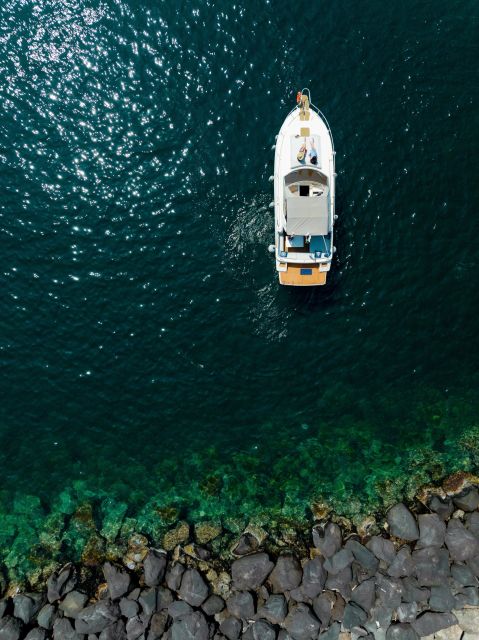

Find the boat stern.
[{"left": 278, "top": 263, "right": 328, "bottom": 286}]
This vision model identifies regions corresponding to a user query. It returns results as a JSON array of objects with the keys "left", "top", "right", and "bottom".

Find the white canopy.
[{"left": 285, "top": 195, "right": 329, "bottom": 236}]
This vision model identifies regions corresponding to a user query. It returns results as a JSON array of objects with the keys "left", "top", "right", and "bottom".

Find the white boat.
[{"left": 272, "top": 89, "right": 336, "bottom": 286}]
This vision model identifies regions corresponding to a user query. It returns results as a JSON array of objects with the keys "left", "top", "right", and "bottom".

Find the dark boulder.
[
  {"left": 466, "top": 511, "right": 479, "bottom": 536},
  {"left": 445, "top": 519, "right": 479, "bottom": 562},
  {"left": 201, "top": 595, "right": 225, "bottom": 616},
  {"left": 231, "top": 553, "right": 274, "bottom": 591},
  {"left": 250, "top": 619, "right": 276, "bottom": 640},
  {"left": 400, "top": 577, "right": 430, "bottom": 604},
  {"left": 256, "top": 594, "right": 287, "bottom": 625},
  {"left": 47, "top": 564, "right": 77, "bottom": 603},
  {"left": 53, "top": 617, "right": 82, "bottom": 640},
  {"left": 166, "top": 564, "right": 185, "bottom": 592},
  {"left": 345, "top": 540, "right": 379, "bottom": 573},
  {"left": 125, "top": 613, "right": 151, "bottom": 640},
  {"left": 149, "top": 611, "right": 168, "bottom": 639},
  {"left": 284, "top": 603, "right": 319, "bottom": 640},
  {"left": 103, "top": 563, "right": 131, "bottom": 600},
  {"left": 341, "top": 602, "right": 367, "bottom": 630},
  {"left": 24, "top": 630, "right": 47, "bottom": 640},
  {"left": 316, "top": 622, "right": 340, "bottom": 640},
  {"left": 455, "top": 586, "right": 479, "bottom": 607},
  {"left": 429, "top": 496, "right": 453, "bottom": 521},
  {"left": 325, "top": 565, "right": 353, "bottom": 599},
  {"left": 232, "top": 534, "right": 258, "bottom": 557},
  {"left": 366, "top": 536, "right": 396, "bottom": 565},
  {"left": 312, "top": 592, "right": 334, "bottom": 629},
  {"left": 323, "top": 549, "right": 354, "bottom": 576},
  {"left": 119, "top": 598, "right": 140, "bottom": 619},
  {"left": 385, "top": 624, "right": 419, "bottom": 640},
  {"left": 429, "top": 584, "right": 456, "bottom": 612},
  {"left": 396, "top": 602, "right": 418, "bottom": 624},
  {"left": 139, "top": 588, "right": 158, "bottom": 615},
  {"left": 350, "top": 578, "right": 376, "bottom": 614},
  {"left": 387, "top": 546, "right": 413, "bottom": 578},
  {"left": 13, "top": 593, "right": 44, "bottom": 624},
  {"left": 416, "top": 514, "right": 446, "bottom": 549},
  {"left": 168, "top": 601, "right": 193, "bottom": 619},
  {"left": 143, "top": 550, "right": 168, "bottom": 588},
  {"left": 37, "top": 603, "right": 57, "bottom": 630},
  {"left": 412, "top": 547, "right": 450, "bottom": 586},
  {"left": 453, "top": 488, "right": 479, "bottom": 511},
  {"left": 0, "top": 616, "right": 23, "bottom": 640},
  {"left": 387, "top": 504, "right": 419, "bottom": 541},
  {"left": 376, "top": 574, "right": 402, "bottom": 610},
  {"left": 227, "top": 592, "right": 254, "bottom": 620},
  {"left": 219, "top": 616, "right": 241, "bottom": 640},
  {"left": 99, "top": 620, "right": 127, "bottom": 640},
  {"left": 297, "top": 559, "right": 326, "bottom": 599},
  {"left": 179, "top": 569, "right": 209, "bottom": 607},
  {"left": 59, "top": 590, "right": 88, "bottom": 619},
  {"left": 451, "top": 563, "right": 478, "bottom": 587},
  {"left": 75, "top": 600, "right": 120, "bottom": 635},
  {"left": 170, "top": 611, "right": 209, "bottom": 640},
  {"left": 268, "top": 555, "right": 302, "bottom": 593},
  {"left": 411, "top": 611, "right": 458, "bottom": 637},
  {"left": 312, "top": 523, "right": 341, "bottom": 559}
]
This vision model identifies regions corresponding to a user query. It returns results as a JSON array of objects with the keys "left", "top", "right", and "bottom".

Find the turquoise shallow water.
[{"left": 1, "top": 0, "right": 479, "bottom": 579}]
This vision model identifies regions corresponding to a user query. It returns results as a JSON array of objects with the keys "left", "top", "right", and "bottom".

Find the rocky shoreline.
[{"left": 1, "top": 473, "right": 479, "bottom": 639}]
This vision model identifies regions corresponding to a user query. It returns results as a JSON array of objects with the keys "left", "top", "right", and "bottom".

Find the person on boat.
[
  {"left": 296, "top": 138, "right": 307, "bottom": 163},
  {"left": 309, "top": 138, "right": 318, "bottom": 165}
]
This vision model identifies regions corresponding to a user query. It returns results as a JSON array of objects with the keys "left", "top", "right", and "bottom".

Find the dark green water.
[{"left": 1, "top": 0, "right": 479, "bottom": 579}]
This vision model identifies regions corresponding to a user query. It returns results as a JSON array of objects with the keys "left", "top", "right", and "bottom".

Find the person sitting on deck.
[{"left": 309, "top": 138, "right": 318, "bottom": 165}]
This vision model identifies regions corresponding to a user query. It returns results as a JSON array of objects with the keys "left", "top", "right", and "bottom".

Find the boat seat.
[
  {"left": 286, "top": 235, "right": 305, "bottom": 248},
  {"left": 310, "top": 236, "right": 326, "bottom": 253}
]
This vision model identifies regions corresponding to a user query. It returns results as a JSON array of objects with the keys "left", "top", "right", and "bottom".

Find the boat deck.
[{"left": 279, "top": 264, "right": 327, "bottom": 286}]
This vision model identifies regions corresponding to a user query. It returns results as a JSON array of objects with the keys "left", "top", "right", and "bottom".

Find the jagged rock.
[
  {"left": 75, "top": 599, "right": 120, "bottom": 634},
  {"left": 0, "top": 600, "right": 6, "bottom": 618},
  {"left": 202, "top": 595, "right": 225, "bottom": 616},
  {"left": 24, "top": 630, "right": 47, "bottom": 640},
  {"left": 417, "top": 514, "right": 446, "bottom": 549},
  {"left": 366, "top": 536, "right": 396, "bottom": 564},
  {"left": 387, "top": 547, "right": 413, "bottom": 578},
  {"left": 120, "top": 597, "right": 140, "bottom": 619},
  {"left": 376, "top": 574, "right": 402, "bottom": 609},
  {"left": 166, "top": 563, "right": 185, "bottom": 591},
  {"left": 429, "top": 495, "right": 454, "bottom": 521},
  {"left": 387, "top": 504, "right": 419, "bottom": 542},
  {"left": 125, "top": 613, "right": 151, "bottom": 640},
  {"left": 231, "top": 553, "right": 274, "bottom": 591},
  {"left": 47, "top": 564, "right": 77, "bottom": 603},
  {"left": 342, "top": 602, "right": 367, "bottom": 630},
  {"left": 149, "top": 611, "right": 168, "bottom": 638},
  {"left": 139, "top": 587, "right": 158, "bottom": 615},
  {"left": 250, "top": 619, "right": 276, "bottom": 640},
  {"left": 412, "top": 547, "right": 450, "bottom": 586},
  {"left": 99, "top": 621, "right": 127, "bottom": 640},
  {"left": 219, "top": 616, "right": 241, "bottom": 640},
  {"left": 103, "top": 563, "right": 131, "bottom": 600},
  {"left": 453, "top": 489, "right": 479, "bottom": 512},
  {"left": 157, "top": 586, "right": 174, "bottom": 610},
  {"left": 169, "top": 601, "right": 193, "bottom": 619},
  {"left": 345, "top": 540, "right": 379, "bottom": 573},
  {"left": 299, "top": 559, "right": 326, "bottom": 599},
  {"left": 13, "top": 593, "right": 44, "bottom": 624},
  {"left": 466, "top": 512, "right": 479, "bottom": 537},
  {"left": 317, "top": 622, "right": 340, "bottom": 640},
  {"left": 232, "top": 534, "right": 258, "bottom": 557},
  {"left": 453, "top": 607, "right": 479, "bottom": 633},
  {"left": 324, "top": 549, "right": 354, "bottom": 576},
  {"left": 37, "top": 603, "right": 57, "bottom": 630},
  {"left": 171, "top": 611, "right": 209, "bottom": 640},
  {"left": 179, "top": 569, "right": 209, "bottom": 607},
  {"left": 325, "top": 565, "right": 353, "bottom": 599},
  {"left": 312, "top": 523, "right": 342, "bottom": 558},
  {"left": 53, "top": 617, "right": 83, "bottom": 640},
  {"left": 411, "top": 612, "right": 458, "bottom": 637},
  {"left": 455, "top": 586, "right": 479, "bottom": 608},
  {"left": 0, "top": 616, "right": 23, "bottom": 640},
  {"left": 397, "top": 602, "right": 418, "bottom": 624},
  {"left": 385, "top": 624, "right": 419, "bottom": 640},
  {"left": 445, "top": 520, "right": 479, "bottom": 562},
  {"left": 257, "top": 594, "right": 287, "bottom": 625},
  {"left": 401, "top": 577, "right": 431, "bottom": 603},
  {"left": 284, "top": 603, "right": 320, "bottom": 640},
  {"left": 268, "top": 555, "right": 302, "bottom": 593},
  {"left": 143, "top": 550, "right": 168, "bottom": 588},
  {"left": 226, "top": 591, "right": 254, "bottom": 620},
  {"left": 59, "top": 590, "right": 88, "bottom": 619},
  {"left": 350, "top": 578, "right": 375, "bottom": 613},
  {"left": 429, "top": 585, "right": 456, "bottom": 612},
  {"left": 312, "top": 592, "right": 334, "bottom": 629},
  {"left": 452, "top": 563, "right": 478, "bottom": 588}
]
